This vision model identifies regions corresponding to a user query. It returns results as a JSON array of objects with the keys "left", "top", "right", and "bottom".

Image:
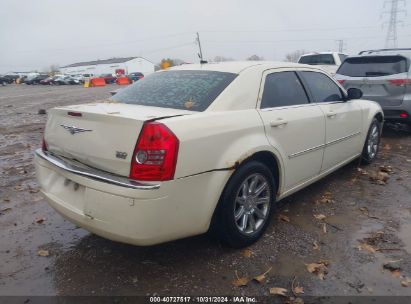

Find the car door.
[
  {"left": 257, "top": 70, "right": 326, "bottom": 190},
  {"left": 299, "top": 71, "right": 363, "bottom": 171}
]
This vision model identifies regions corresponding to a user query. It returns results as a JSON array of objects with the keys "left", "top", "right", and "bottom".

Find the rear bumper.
[
  {"left": 35, "top": 149, "right": 230, "bottom": 246},
  {"left": 379, "top": 99, "right": 411, "bottom": 123}
]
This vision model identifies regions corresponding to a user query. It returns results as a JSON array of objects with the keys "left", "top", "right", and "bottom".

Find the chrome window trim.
[
  {"left": 35, "top": 149, "right": 160, "bottom": 190},
  {"left": 288, "top": 132, "right": 361, "bottom": 159},
  {"left": 260, "top": 103, "right": 318, "bottom": 112}
]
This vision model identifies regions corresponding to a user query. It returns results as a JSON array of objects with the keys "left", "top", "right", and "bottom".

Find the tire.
[
  {"left": 213, "top": 161, "right": 276, "bottom": 248},
  {"left": 361, "top": 118, "right": 381, "bottom": 164}
]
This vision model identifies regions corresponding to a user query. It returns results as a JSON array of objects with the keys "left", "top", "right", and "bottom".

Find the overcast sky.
[{"left": 1, "top": 0, "right": 410, "bottom": 73}]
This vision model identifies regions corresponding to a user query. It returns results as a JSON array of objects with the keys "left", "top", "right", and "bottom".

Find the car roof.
[
  {"left": 300, "top": 52, "right": 346, "bottom": 57},
  {"left": 169, "top": 61, "right": 315, "bottom": 74},
  {"left": 358, "top": 48, "right": 411, "bottom": 58}
]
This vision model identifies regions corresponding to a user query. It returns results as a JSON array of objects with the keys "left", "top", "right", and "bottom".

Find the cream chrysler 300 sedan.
[{"left": 35, "top": 62, "right": 383, "bottom": 248}]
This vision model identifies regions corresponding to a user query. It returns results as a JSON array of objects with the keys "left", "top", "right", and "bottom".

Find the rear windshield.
[
  {"left": 337, "top": 56, "right": 410, "bottom": 77},
  {"left": 298, "top": 54, "right": 336, "bottom": 65},
  {"left": 111, "top": 70, "right": 237, "bottom": 111}
]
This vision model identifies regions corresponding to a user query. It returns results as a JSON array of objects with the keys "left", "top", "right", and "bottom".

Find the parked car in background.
[
  {"left": 70, "top": 75, "right": 85, "bottom": 84},
  {"left": 24, "top": 74, "right": 49, "bottom": 85},
  {"left": 35, "top": 62, "right": 383, "bottom": 248},
  {"left": 298, "top": 52, "right": 348, "bottom": 76},
  {"left": 53, "top": 75, "right": 79, "bottom": 85},
  {"left": 128, "top": 72, "right": 144, "bottom": 82},
  {"left": 0, "top": 75, "right": 8, "bottom": 85},
  {"left": 100, "top": 74, "right": 117, "bottom": 84},
  {"left": 335, "top": 48, "right": 411, "bottom": 126},
  {"left": 3, "top": 74, "right": 19, "bottom": 84},
  {"left": 40, "top": 76, "right": 56, "bottom": 85}
]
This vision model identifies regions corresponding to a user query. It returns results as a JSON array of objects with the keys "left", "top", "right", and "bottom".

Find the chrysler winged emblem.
[{"left": 60, "top": 124, "right": 92, "bottom": 135}]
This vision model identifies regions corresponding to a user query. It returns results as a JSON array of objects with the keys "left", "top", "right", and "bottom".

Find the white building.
[{"left": 60, "top": 57, "right": 155, "bottom": 76}]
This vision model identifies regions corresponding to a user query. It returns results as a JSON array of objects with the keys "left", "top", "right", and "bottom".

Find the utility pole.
[
  {"left": 196, "top": 32, "right": 206, "bottom": 63},
  {"left": 383, "top": 0, "right": 407, "bottom": 48}
]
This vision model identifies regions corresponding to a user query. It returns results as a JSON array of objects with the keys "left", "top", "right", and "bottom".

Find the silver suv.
[{"left": 335, "top": 48, "right": 411, "bottom": 125}]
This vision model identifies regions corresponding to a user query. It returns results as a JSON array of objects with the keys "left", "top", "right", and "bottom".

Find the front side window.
[
  {"left": 300, "top": 72, "right": 344, "bottom": 103},
  {"left": 299, "top": 54, "right": 336, "bottom": 65},
  {"left": 261, "top": 72, "right": 309, "bottom": 109},
  {"left": 111, "top": 70, "right": 237, "bottom": 111}
]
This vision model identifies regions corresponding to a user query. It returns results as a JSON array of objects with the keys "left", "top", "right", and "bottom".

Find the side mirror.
[{"left": 347, "top": 88, "right": 363, "bottom": 100}]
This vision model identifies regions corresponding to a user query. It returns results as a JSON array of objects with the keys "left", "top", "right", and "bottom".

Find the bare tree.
[
  {"left": 284, "top": 50, "right": 309, "bottom": 63},
  {"left": 213, "top": 56, "right": 234, "bottom": 62},
  {"left": 42, "top": 64, "right": 60, "bottom": 75},
  {"left": 246, "top": 55, "right": 264, "bottom": 61}
]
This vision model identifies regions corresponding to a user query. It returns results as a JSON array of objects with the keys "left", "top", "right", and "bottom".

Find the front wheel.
[
  {"left": 213, "top": 161, "right": 276, "bottom": 248},
  {"left": 361, "top": 118, "right": 381, "bottom": 164}
]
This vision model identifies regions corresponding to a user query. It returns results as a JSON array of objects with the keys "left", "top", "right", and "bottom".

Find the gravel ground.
[{"left": 0, "top": 84, "right": 410, "bottom": 300}]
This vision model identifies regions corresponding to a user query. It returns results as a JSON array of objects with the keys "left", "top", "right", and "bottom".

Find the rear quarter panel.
[{"left": 163, "top": 109, "right": 284, "bottom": 184}]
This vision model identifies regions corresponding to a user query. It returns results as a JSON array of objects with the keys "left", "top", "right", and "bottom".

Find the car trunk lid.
[
  {"left": 342, "top": 73, "right": 408, "bottom": 106},
  {"left": 44, "top": 102, "right": 192, "bottom": 177}
]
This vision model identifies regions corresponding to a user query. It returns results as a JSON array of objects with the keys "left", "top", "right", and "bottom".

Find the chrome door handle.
[
  {"left": 270, "top": 119, "right": 288, "bottom": 127},
  {"left": 327, "top": 111, "right": 337, "bottom": 118}
]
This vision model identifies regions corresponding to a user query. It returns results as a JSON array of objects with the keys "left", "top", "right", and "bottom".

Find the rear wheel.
[
  {"left": 213, "top": 161, "right": 276, "bottom": 248},
  {"left": 361, "top": 118, "right": 381, "bottom": 164}
]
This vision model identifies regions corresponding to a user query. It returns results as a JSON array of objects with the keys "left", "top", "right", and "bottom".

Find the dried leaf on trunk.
[
  {"left": 313, "top": 241, "right": 320, "bottom": 251},
  {"left": 37, "top": 250, "right": 50, "bottom": 257},
  {"left": 279, "top": 214, "right": 290, "bottom": 223},
  {"left": 269, "top": 287, "right": 288, "bottom": 296},
  {"left": 1, "top": 207, "right": 12, "bottom": 213}
]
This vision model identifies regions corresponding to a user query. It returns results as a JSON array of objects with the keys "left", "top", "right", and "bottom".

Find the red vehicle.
[{"left": 100, "top": 74, "right": 117, "bottom": 84}]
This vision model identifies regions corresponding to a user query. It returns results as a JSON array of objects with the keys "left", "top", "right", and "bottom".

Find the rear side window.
[
  {"left": 299, "top": 54, "right": 336, "bottom": 65},
  {"left": 111, "top": 70, "right": 237, "bottom": 111},
  {"left": 261, "top": 72, "right": 309, "bottom": 109},
  {"left": 337, "top": 56, "right": 409, "bottom": 77},
  {"left": 300, "top": 72, "right": 344, "bottom": 103}
]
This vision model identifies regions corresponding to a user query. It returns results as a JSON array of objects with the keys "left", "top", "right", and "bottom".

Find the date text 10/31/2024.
[{"left": 149, "top": 297, "right": 257, "bottom": 303}]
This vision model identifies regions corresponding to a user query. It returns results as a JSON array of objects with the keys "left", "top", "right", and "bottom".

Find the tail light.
[
  {"left": 400, "top": 112, "right": 408, "bottom": 118},
  {"left": 388, "top": 79, "right": 411, "bottom": 87},
  {"left": 337, "top": 80, "right": 345, "bottom": 85},
  {"left": 129, "top": 122, "right": 179, "bottom": 181}
]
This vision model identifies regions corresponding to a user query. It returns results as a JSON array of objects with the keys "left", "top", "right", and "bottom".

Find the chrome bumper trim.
[{"left": 35, "top": 149, "right": 160, "bottom": 190}]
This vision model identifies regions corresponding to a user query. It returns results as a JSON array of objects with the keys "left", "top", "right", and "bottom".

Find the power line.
[
  {"left": 199, "top": 23, "right": 411, "bottom": 34},
  {"left": 383, "top": 0, "right": 407, "bottom": 48}
]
